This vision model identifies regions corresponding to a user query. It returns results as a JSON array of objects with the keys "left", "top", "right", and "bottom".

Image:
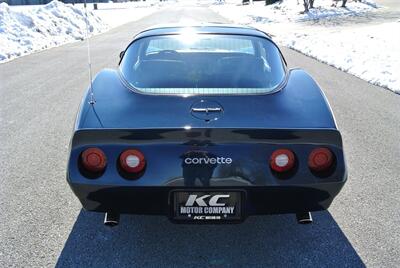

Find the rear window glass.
[
  {"left": 146, "top": 37, "right": 255, "bottom": 55},
  {"left": 120, "top": 32, "right": 286, "bottom": 95}
]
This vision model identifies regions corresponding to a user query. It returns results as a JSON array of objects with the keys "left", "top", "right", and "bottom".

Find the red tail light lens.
[
  {"left": 119, "top": 149, "right": 146, "bottom": 173},
  {"left": 270, "top": 149, "right": 295, "bottom": 172},
  {"left": 308, "top": 148, "right": 333, "bottom": 172},
  {"left": 81, "top": 148, "right": 107, "bottom": 173}
]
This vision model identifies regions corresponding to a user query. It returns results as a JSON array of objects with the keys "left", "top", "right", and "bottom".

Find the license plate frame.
[{"left": 170, "top": 190, "right": 244, "bottom": 223}]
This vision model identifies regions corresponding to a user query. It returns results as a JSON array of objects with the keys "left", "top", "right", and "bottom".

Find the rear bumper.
[
  {"left": 67, "top": 129, "right": 347, "bottom": 219},
  {"left": 68, "top": 180, "right": 346, "bottom": 217}
]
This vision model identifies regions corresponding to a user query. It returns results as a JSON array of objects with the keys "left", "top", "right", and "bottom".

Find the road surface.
[{"left": 0, "top": 6, "right": 399, "bottom": 268}]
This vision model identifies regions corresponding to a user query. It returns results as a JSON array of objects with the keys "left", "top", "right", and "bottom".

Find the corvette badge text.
[
  {"left": 184, "top": 157, "right": 232, "bottom": 165},
  {"left": 180, "top": 194, "right": 235, "bottom": 220}
]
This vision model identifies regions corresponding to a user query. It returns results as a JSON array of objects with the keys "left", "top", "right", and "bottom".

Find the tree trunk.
[
  {"left": 303, "top": 0, "right": 309, "bottom": 12},
  {"left": 342, "top": 0, "right": 347, "bottom": 7},
  {"left": 310, "top": 0, "right": 315, "bottom": 8}
]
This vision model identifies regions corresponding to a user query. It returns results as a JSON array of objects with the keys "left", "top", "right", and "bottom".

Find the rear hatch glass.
[{"left": 120, "top": 31, "right": 286, "bottom": 95}]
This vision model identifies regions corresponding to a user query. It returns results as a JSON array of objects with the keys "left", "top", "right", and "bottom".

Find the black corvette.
[{"left": 67, "top": 24, "right": 347, "bottom": 225}]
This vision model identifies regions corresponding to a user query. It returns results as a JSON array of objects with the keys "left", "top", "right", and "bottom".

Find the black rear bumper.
[
  {"left": 67, "top": 128, "right": 347, "bottom": 220},
  {"left": 69, "top": 181, "right": 345, "bottom": 217}
]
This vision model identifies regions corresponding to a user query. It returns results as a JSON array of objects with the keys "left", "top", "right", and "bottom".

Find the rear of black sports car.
[{"left": 67, "top": 25, "right": 347, "bottom": 224}]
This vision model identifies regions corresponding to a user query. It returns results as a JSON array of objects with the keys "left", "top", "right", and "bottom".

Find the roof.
[{"left": 133, "top": 23, "right": 272, "bottom": 40}]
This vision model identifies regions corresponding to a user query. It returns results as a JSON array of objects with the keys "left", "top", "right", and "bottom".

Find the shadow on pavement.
[{"left": 56, "top": 210, "right": 365, "bottom": 267}]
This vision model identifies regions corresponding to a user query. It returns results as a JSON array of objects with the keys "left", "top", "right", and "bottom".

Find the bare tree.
[
  {"left": 303, "top": 0, "right": 315, "bottom": 12},
  {"left": 303, "top": 0, "right": 309, "bottom": 12},
  {"left": 332, "top": 0, "right": 348, "bottom": 7}
]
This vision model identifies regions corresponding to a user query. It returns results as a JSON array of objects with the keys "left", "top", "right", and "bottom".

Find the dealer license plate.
[{"left": 172, "top": 191, "right": 243, "bottom": 222}]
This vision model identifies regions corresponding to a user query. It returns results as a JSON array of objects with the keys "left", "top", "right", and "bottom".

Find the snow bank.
[
  {"left": 275, "top": 22, "right": 400, "bottom": 93},
  {"left": 0, "top": 1, "right": 107, "bottom": 63},
  {"left": 211, "top": 0, "right": 400, "bottom": 94},
  {"left": 0, "top": 0, "right": 163, "bottom": 63}
]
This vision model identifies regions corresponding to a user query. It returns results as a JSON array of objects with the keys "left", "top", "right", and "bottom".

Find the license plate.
[{"left": 172, "top": 191, "right": 243, "bottom": 222}]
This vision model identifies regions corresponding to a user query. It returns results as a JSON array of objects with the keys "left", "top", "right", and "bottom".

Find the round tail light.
[
  {"left": 119, "top": 149, "right": 146, "bottom": 173},
  {"left": 308, "top": 148, "right": 333, "bottom": 172},
  {"left": 270, "top": 149, "right": 295, "bottom": 172},
  {"left": 81, "top": 148, "right": 107, "bottom": 173}
]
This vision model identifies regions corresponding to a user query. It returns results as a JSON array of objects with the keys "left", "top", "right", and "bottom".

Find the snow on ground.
[
  {"left": 213, "top": 0, "right": 378, "bottom": 24},
  {"left": 0, "top": 0, "right": 162, "bottom": 63},
  {"left": 276, "top": 22, "right": 400, "bottom": 93},
  {"left": 211, "top": 0, "right": 400, "bottom": 94}
]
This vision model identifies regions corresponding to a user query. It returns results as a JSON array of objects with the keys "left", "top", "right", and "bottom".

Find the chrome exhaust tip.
[
  {"left": 296, "top": 212, "right": 313, "bottom": 224},
  {"left": 104, "top": 212, "right": 120, "bottom": 227}
]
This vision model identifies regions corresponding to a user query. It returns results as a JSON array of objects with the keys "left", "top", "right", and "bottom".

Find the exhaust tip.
[
  {"left": 296, "top": 212, "right": 313, "bottom": 224},
  {"left": 104, "top": 212, "right": 120, "bottom": 227}
]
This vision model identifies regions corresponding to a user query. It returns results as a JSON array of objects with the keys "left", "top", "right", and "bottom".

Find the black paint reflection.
[{"left": 181, "top": 151, "right": 218, "bottom": 187}]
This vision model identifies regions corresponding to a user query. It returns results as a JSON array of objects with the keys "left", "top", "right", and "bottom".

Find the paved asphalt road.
[{"left": 1, "top": 6, "right": 399, "bottom": 268}]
